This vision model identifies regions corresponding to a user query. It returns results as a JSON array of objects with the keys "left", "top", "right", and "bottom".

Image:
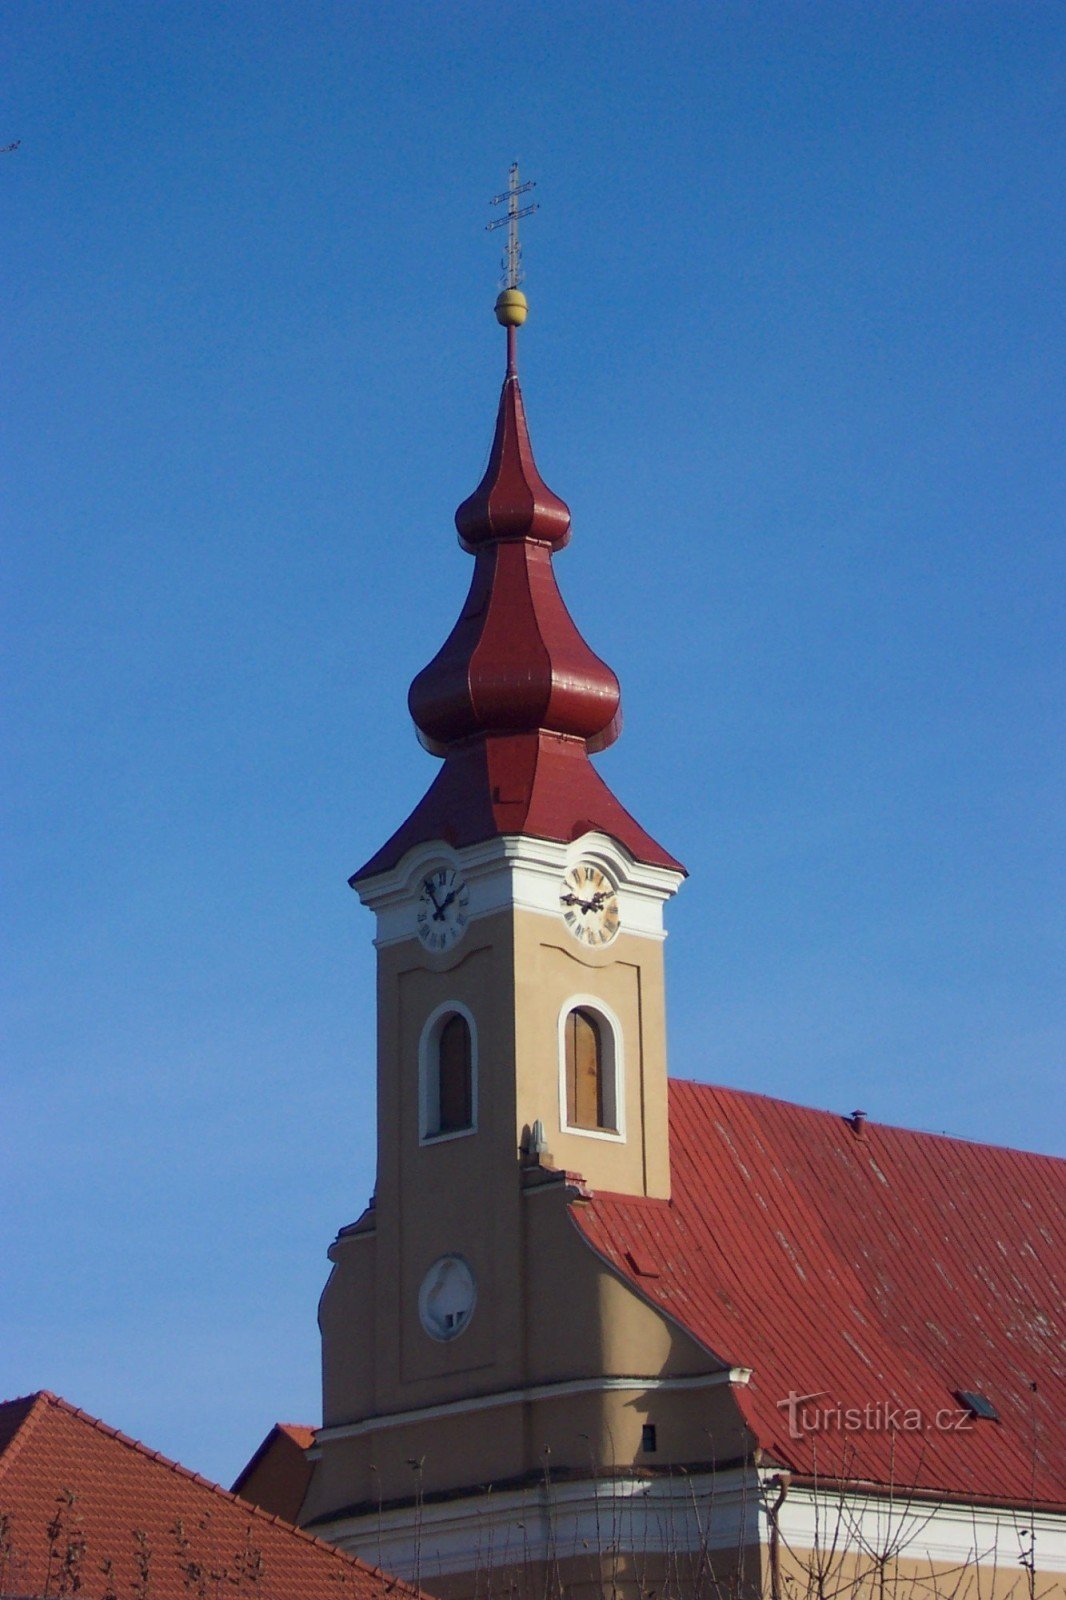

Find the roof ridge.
[
  {"left": 25, "top": 1393, "right": 384, "bottom": 1575},
  {"left": 670, "top": 1076, "right": 1066, "bottom": 1161},
  {"left": 0, "top": 1390, "right": 56, "bottom": 1482}
]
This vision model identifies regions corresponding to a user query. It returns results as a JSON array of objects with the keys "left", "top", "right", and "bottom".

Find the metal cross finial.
[{"left": 486, "top": 162, "right": 538, "bottom": 290}]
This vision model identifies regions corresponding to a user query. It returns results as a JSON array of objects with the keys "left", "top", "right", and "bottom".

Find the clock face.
[
  {"left": 416, "top": 865, "right": 470, "bottom": 951},
  {"left": 418, "top": 1255, "right": 476, "bottom": 1341},
  {"left": 560, "top": 862, "right": 620, "bottom": 947}
]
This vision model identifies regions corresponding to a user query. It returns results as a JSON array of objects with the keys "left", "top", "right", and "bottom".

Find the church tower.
[
  {"left": 354, "top": 283, "right": 686, "bottom": 1212},
  {"left": 268, "top": 189, "right": 1066, "bottom": 1600},
  {"left": 302, "top": 229, "right": 752, "bottom": 1595}
]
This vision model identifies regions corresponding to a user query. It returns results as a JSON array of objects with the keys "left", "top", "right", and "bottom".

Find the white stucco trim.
[
  {"left": 312, "top": 1467, "right": 1066, "bottom": 1584},
  {"left": 318, "top": 1466, "right": 765, "bottom": 1579},
  {"left": 355, "top": 832, "right": 684, "bottom": 949},
  {"left": 776, "top": 1484, "right": 1066, "bottom": 1574},
  {"left": 557, "top": 993, "right": 626, "bottom": 1143},
  {"left": 311, "top": 1368, "right": 752, "bottom": 1446},
  {"left": 417, "top": 999, "right": 478, "bottom": 1144}
]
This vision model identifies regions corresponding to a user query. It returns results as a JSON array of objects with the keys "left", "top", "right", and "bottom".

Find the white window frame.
[
  {"left": 419, "top": 1000, "right": 478, "bottom": 1145},
  {"left": 557, "top": 995, "right": 625, "bottom": 1143}
]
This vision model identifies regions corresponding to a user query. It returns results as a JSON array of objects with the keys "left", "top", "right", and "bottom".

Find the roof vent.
[
  {"left": 849, "top": 1109, "right": 868, "bottom": 1139},
  {"left": 956, "top": 1390, "right": 999, "bottom": 1422},
  {"left": 625, "top": 1243, "right": 660, "bottom": 1279}
]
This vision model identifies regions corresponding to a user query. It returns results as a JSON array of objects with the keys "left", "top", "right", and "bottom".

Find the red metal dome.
[
  {"left": 352, "top": 321, "right": 682, "bottom": 883},
  {"left": 454, "top": 353, "right": 572, "bottom": 550},
  {"left": 408, "top": 341, "right": 622, "bottom": 757}
]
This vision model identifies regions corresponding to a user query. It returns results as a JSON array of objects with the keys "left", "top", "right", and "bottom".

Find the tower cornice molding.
[
  {"left": 354, "top": 831, "right": 684, "bottom": 949},
  {"left": 312, "top": 1368, "right": 752, "bottom": 1447}
]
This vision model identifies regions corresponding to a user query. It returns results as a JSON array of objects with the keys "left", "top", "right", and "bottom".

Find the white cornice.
[
  {"left": 317, "top": 1466, "right": 764, "bottom": 1577},
  {"left": 355, "top": 832, "right": 684, "bottom": 948},
  {"left": 778, "top": 1485, "right": 1066, "bottom": 1574},
  {"left": 313, "top": 1369, "right": 752, "bottom": 1446},
  {"left": 313, "top": 1469, "right": 1066, "bottom": 1582}
]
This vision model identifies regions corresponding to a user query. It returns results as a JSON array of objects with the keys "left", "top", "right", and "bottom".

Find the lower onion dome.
[{"left": 408, "top": 539, "right": 622, "bottom": 756}]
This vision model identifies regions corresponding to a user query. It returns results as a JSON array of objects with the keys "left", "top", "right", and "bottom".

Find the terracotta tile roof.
[
  {"left": 573, "top": 1079, "right": 1066, "bottom": 1508},
  {"left": 231, "top": 1421, "right": 316, "bottom": 1523},
  {"left": 0, "top": 1392, "right": 414, "bottom": 1599}
]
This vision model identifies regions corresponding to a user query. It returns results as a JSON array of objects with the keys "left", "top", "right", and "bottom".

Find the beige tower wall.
[
  {"left": 513, "top": 911, "right": 673, "bottom": 1199},
  {"left": 305, "top": 842, "right": 755, "bottom": 1575},
  {"left": 320, "top": 895, "right": 682, "bottom": 1422},
  {"left": 772, "top": 1547, "right": 1054, "bottom": 1600},
  {"left": 310, "top": 1164, "right": 750, "bottom": 1518}
]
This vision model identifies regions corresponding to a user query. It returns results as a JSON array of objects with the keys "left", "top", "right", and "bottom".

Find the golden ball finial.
[{"left": 495, "top": 288, "right": 528, "bottom": 327}]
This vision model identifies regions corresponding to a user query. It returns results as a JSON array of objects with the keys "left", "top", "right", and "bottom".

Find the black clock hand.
[
  {"left": 422, "top": 878, "right": 443, "bottom": 912},
  {"left": 432, "top": 890, "right": 458, "bottom": 921},
  {"left": 564, "top": 892, "right": 602, "bottom": 914}
]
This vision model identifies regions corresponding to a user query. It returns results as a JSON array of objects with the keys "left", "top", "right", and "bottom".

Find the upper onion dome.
[
  {"left": 454, "top": 359, "right": 572, "bottom": 551},
  {"left": 408, "top": 316, "right": 621, "bottom": 756}
]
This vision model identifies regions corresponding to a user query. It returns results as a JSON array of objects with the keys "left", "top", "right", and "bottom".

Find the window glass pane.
[{"left": 438, "top": 1014, "right": 472, "bottom": 1133}]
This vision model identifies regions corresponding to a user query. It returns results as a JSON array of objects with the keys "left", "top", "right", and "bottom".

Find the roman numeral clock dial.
[
  {"left": 416, "top": 866, "right": 470, "bottom": 952},
  {"left": 560, "top": 863, "right": 620, "bottom": 947}
]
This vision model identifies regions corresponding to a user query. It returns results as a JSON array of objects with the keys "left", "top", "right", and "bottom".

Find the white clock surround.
[
  {"left": 415, "top": 862, "right": 470, "bottom": 951},
  {"left": 355, "top": 832, "right": 683, "bottom": 947},
  {"left": 560, "top": 860, "right": 621, "bottom": 947}
]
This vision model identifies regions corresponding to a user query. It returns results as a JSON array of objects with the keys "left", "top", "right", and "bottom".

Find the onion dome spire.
[
  {"left": 454, "top": 303, "right": 571, "bottom": 551},
  {"left": 408, "top": 298, "right": 621, "bottom": 758},
  {"left": 352, "top": 199, "right": 682, "bottom": 884}
]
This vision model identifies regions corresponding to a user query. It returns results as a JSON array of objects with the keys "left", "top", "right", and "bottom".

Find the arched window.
[
  {"left": 437, "top": 1013, "right": 472, "bottom": 1134},
  {"left": 565, "top": 1007, "right": 603, "bottom": 1129},
  {"left": 564, "top": 1007, "right": 618, "bottom": 1132},
  {"left": 558, "top": 998, "right": 623, "bottom": 1140},
  {"left": 419, "top": 1004, "right": 476, "bottom": 1142}
]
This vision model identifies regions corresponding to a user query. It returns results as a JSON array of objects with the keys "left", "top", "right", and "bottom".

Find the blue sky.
[{"left": 3, "top": 3, "right": 1063, "bottom": 1488}]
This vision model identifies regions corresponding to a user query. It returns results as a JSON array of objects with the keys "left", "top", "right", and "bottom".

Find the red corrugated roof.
[
  {"left": 573, "top": 1080, "right": 1065, "bottom": 1507},
  {"left": 0, "top": 1392, "right": 413, "bottom": 1599}
]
